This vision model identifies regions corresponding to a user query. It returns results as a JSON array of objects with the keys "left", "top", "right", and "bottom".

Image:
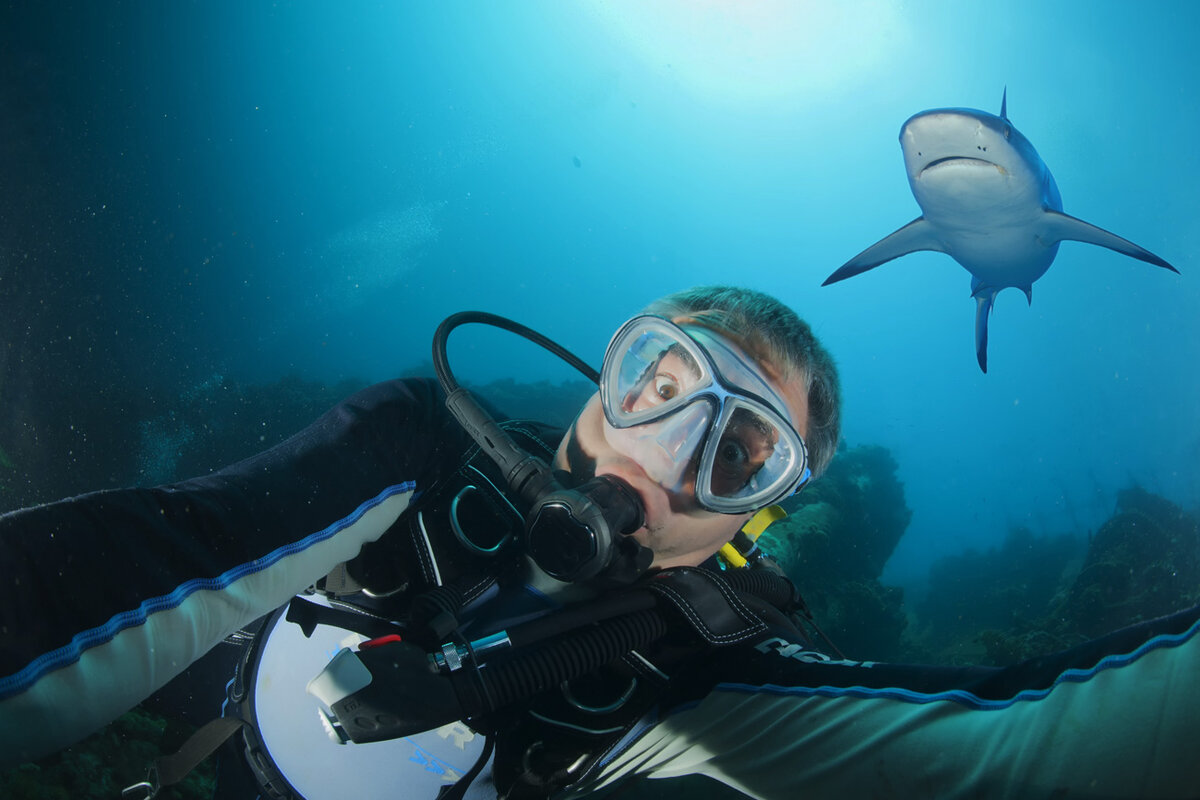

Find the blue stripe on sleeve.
[
  {"left": 712, "top": 614, "right": 1200, "bottom": 710},
  {"left": 0, "top": 481, "right": 416, "bottom": 700}
]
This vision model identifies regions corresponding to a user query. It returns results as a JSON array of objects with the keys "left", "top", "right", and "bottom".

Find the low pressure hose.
[
  {"left": 432, "top": 311, "right": 648, "bottom": 583},
  {"left": 432, "top": 311, "right": 598, "bottom": 506},
  {"left": 451, "top": 573, "right": 797, "bottom": 717}
]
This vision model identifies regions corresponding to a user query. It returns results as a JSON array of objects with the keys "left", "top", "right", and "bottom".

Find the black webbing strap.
[
  {"left": 437, "top": 734, "right": 495, "bottom": 800},
  {"left": 122, "top": 716, "right": 247, "bottom": 799},
  {"left": 285, "top": 594, "right": 402, "bottom": 640}
]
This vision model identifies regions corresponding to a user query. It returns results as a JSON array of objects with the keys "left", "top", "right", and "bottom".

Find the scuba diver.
[{"left": 1, "top": 285, "right": 1198, "bottom": 799}]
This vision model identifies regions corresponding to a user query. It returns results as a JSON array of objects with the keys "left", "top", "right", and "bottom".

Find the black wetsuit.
[{"left": 2, "top": 379, "right": 1198, "bottom": 798}]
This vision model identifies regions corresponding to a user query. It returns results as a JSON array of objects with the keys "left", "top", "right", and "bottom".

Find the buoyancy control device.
[{"left": 128, "top": 312, "right": 819, "bottom": 800}]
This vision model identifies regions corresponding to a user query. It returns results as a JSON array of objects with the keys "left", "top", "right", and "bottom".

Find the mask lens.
[
  {"left": 606, "top": 324, "right": 710, "bottom": 427},
  {"left": 705, "top": 404, "right": 797, "bottom": 502}
]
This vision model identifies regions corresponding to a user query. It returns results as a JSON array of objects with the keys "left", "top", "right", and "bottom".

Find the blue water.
[{"left": 2, "top": 0, "right": 1197, "bottom": 595}]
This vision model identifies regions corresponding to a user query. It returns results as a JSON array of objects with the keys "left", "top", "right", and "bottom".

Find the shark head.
[{"left": 899, "top": 98, "right": 1062, "bottom": 216}]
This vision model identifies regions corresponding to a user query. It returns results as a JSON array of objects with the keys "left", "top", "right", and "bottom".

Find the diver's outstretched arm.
[
  {"left": 583, "top": 603, "right": 1200, "bottom": 799},
  {"left": 0, "top": 379, "right": 457, "bottom": 767}
]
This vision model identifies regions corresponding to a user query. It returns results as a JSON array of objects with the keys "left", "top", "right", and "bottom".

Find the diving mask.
[{"left": 599, "top": 315, "right": 810, "bottom": 514}]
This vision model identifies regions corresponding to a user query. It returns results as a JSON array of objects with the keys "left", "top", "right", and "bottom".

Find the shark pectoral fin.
[
  {"left": 822, "top": 217, "right": 944, "bottom": 285},
  {"left": 1039, "top": 210, "right": 1179, "bottom": 273},
  {"left": 974, "top": 289, "right": 998, "bottom": 374}
]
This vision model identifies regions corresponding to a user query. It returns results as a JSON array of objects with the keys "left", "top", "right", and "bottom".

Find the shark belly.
[
  {"left": 913, "top": 165, "right": 1053, "bottom": 290},
  {"left": 935, "top": 222, "right": 1057, "bottom": 291}
]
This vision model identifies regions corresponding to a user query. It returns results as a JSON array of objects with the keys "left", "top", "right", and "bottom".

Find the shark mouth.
[{"left": 921, "top": 156, "right": 1004, "bottom": 176}]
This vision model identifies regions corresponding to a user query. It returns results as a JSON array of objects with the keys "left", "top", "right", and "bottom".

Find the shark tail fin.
[
  {"left": 1000, "top": 87, "right": 1008, "bottom": 120},
  {"left": 1039, "top": 210, "right": 1179, "bottom": 273},
  {"left": 974, "top": 289, "right": 999, "bottom": 373}
]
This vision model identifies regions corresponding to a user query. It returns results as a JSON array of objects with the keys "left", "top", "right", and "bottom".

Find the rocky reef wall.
[{"left": 759, "top": 443, "right": 913, "bottom": 660}]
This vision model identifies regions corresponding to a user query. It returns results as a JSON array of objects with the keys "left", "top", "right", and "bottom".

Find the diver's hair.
[{"left": 643, "top": 285, "right": 841, "bottom": 479}]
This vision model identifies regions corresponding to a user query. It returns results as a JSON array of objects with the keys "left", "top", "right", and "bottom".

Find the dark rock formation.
[
  {"left": 915, "top": 526, "right": 1086, "bottom": 661},
  {"left": 759, "top": 444, "right": 912, "bottom": 660},
  {"left": 1062, "top": 486, "right": 1200, "bottom": 638},
  {"left": 0, "top": 708, "right": 214, "bottom": 800},
  {"left": 921, "top": 487, "right": 1200, "bottom": 666}
]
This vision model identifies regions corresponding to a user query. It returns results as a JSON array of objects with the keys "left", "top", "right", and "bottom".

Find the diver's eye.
[
  {"left": 710, "top": 435, "right": 758, "bottom": 496},
  {"left": 711, "top": 407, "right": 777, "bottom": 495},
  {"left": 715, "top": 437, "right": 750, "bottom": 475},
  {"left": 653, "top": 374, "right": 680, "bottom": 401}
]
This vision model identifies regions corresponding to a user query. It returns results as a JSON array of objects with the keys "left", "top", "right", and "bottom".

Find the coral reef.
[
  {"left": 921, "top": 486, "right": 1200, "bottom": 666},
  {"left": 913, "top": 526, "right": 1086, "bottom": 662},
  {"left": 1062, "top": 486, "right": 1200, "bottom": 638},
  {"left": 0, "top": 709, "right": 213, "bottom": 800},
  {"left": 759, "top": 444, "right": 912, "bottom": 660}
]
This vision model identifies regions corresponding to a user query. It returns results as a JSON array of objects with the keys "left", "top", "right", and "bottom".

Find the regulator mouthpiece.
[
  {"left": 433, "top": 311, "right": 651, "bottom": 584},
  {"left": 526, "top": 475, "right": 647, "bottom": 584}
]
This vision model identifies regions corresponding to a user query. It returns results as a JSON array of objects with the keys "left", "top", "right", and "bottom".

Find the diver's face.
[{"left": 553, "top": 340, "right": 810, "bottom": 569}]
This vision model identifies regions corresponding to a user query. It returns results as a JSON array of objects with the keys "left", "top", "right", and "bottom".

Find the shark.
[{"left": 822, "top": 91, "right": 1179, "bottom": 372}]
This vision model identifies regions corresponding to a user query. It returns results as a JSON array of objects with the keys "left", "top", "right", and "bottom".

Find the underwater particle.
[
  {"left": 0, "top": 444, "right": 13, "bottom": 470},
  {"left": 572, "top": 156, "right": 582, "bottom": 168}
]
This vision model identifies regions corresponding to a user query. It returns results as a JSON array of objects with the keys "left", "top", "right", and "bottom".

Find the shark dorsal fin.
[{"left": 1000, "top": 87, "right": 1008, "bottom": 120}]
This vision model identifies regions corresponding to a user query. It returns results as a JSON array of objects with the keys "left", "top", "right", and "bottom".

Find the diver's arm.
[
  {"left": 584, "top": 603, "right": 1200, "bottom": 799},
  {"left": 0, "top": 378, "right": 460, "bottom": 767}
]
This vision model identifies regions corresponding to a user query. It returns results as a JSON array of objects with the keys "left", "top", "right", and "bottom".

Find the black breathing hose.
[
  {"left": 456, "top": 609, "right": 669, "bottom": 716},
  {"left": 449, "top": 569, "right": 801, "bottom": 718},
  {"left": 504, "top": 586, "right": 658, "bottom": 649},
  {"left": 433, "top": 311, "right": 600, "bottom": 390}
]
